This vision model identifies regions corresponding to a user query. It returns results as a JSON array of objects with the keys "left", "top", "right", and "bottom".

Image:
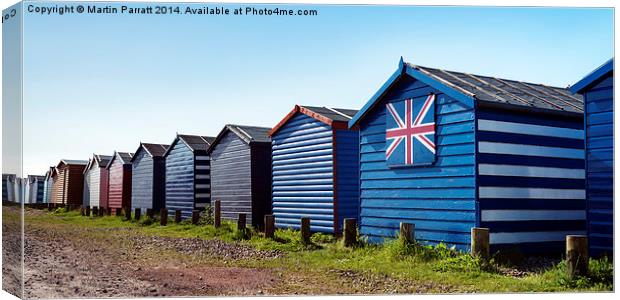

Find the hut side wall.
[
  {"left": 108, "top": 160, "right": 131, "bottom": 210},
  {"left": 131, "top": 149, "right": 155, "bottom": 211},
  {"left": 99, "top": 168, "right": 109, "bottom": 209},
  {"left": 88, "top": 167, "right": 101, "bottom": 208},
  {"left": 83, "top": 168, "right": 91, "bottom": 207},
  {"left": 194, "top": 150, "right": 211, "bottom": 210},
  {"left": 152, "top": 158, "right": 166, "bottom": 212},
  {"left": 250, "top": 142, "right": 273, "bottom": 227},
  {"left": 583, "top": 73, "right": 614, "bottom": 257},
  {"left": 477, "top": 107, "right": 586, "bottom": 253},
  {"left": 272, "top": 113, "right": 336, "bottom": 233},
  {"left": 165, "top": 141, "right": 195, "bottom": 218},
  {"left": 210, "top": 132, "right": 253, "bottom": 224},
  {"left": 334, "top": 129, "right": 360, "bottom": 232},
  {"left": 358, "top": 76, "right": 477, "bottom": 250}
]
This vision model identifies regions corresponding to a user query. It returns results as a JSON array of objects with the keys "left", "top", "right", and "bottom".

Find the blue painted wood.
[
  {"left": 477, "top": 107, "right": 585, "bottom": 253},
  {"left": 164, "top": 139, "right": 205, "bottom": 219},
  {"left": 357, "top": 74, "right": 477, "bottom": 249},
  {"left": 131, "top": 146, "right": 166, "bottom": 213},
  {"left": 577, "top": 65, "right": 614, "bottom": 257},
  {"left": 271, "top": 112, "right": 360, "bottom": 234}
]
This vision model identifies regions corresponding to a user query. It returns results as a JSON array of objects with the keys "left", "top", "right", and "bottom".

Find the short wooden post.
[
  {"left": 146, "top": 208, "right": 154, "bottom": 219},
  {"left": 174, "top": 210, "right": 182, "bottom": 223},
  {"left": 124, "top": 207, "right": 131, "bottom": 220},
  {"left": 134, "top": 208, "right": 141, "bottom": 221},
  {"left": 471, "top": 227, "right": 490, "bottom": 259},
  {"left": 92, "top": 206, "right": 99, "bottom": 217},
  {"left": 115, "top": 208, "right": 122, "bottom": 217},
  {"left": 301, "top": 217, "right": 311, "bottom": 244},
  {"left": 47, "top": 203, "right": 52, "bottom": 211},
  {"left": 160, "top": 208, "right": 168, "bottom": 226},
  {"left": 99, "top": 207, "right": 104, "bottom": 217},
  {"left": 237, "top": 213, "right": 247, "bottom": 231},
  {"left": 80, "top": 206, "right": 85, "bottom": 216},
  {"left": 192, "top": 210, "right": 200, "bottom": 225},
  {"left": 343, "top": 218, "right": 357, "bottom": 247},
  {"left": 399, "top": 222, "right": 414, "bottom": 243},
  {"left": 85, "top": 206, "right": 91, "bottom": 217},
  {"left": 264, "top": 215, "right": 275, "bottom": 238},
  {"left": 566, "top": 235, "right": 588, "bottom": 279},
  {"left": 214, "top": 200, "right": 221, "bottom": 228}
]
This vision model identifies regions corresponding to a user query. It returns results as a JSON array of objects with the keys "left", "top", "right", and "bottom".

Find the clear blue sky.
[{"left": 19, "top": 2, "right": 613, "bottom": 176}]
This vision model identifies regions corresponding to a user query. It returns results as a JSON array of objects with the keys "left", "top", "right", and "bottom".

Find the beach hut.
[
  {"left": 2, "top": 174, "right": 16, "bottom": 202},
  {"left": 51, "top": 159, "right": 88, "bottom": 205},
  {"left": 269, "top": 105, "right": 360, "bottom": 234},
  {"left": 130, "top": 143, "right": 169, "bottom": 213},
  {"left": 570, "top": 58, "right": 614, "bottom": 257},
  {"left": 26, "top": 175, "right": 45, "bottom": 203},
  {"left": 43, "top": 167, "right": 55, "bottom": 203},
  {"left": 14, "top": 177, "right": 25, "bottom": 204},
  {"left": 106, "top": 152, "right": 133, "bottom": 214},
  {"left": 206, "top": 125, "right": 272, "bottom": 227},
  {"left": 164, "top": 134, "right": 215, "bottom": 219},
  {"left": 348, "top": 59, "right": 585, "bottom": 253},
  {"left": 83, "top": 154, "right": 112, "bottom": 209}
]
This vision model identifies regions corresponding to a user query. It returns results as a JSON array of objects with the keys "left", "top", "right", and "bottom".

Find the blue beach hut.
[{"left": 349, "top": 58, "right": 586, "bottom": 253}]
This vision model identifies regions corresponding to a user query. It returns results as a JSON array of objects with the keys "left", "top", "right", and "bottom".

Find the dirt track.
[{"left": 13, "top": 207, "right": 448, "bottom": 298}]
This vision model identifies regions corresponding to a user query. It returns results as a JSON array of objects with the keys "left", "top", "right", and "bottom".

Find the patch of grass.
[{"left": 21, "top": 208, "right": 614, "bottom": 293}]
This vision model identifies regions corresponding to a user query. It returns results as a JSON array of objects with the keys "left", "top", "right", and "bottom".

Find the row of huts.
[
  {"left": 2, "top": 174, "right": 45, "bottom": 204},
  {"left": 6, "top": 58, "right": 613, "bottom": 257}
]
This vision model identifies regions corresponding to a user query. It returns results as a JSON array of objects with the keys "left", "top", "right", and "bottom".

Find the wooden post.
[
  {"left": 80, "top": 206, "right": 85, "bottom": 216},
  {"left": 98, "top": 207, "right": 104, "bottom": 217},
  {"left": 47, "top": 203, "right": 52, "bottom": 211},
  {"left": 174, "top": 210, "right": 182, "bottom": 223},
  {"left": 160, "top": 208, "right": 168, "bottom": 226},
  {"left": 115, "top": 208, "right": 122, "bottom": 217},
  {"left": 146, "top": 208, "right": 154, "bottom": 219},
  {"left": 192, "top": 210, "right": 200, "bottom": 225},
  {"left": 301, "top": 217, "right": 311, "bottom": 244},
  {"left": 85, "top": 206, "right": 91, "bottom": 217},
  {"left": 237, "top": 213, "right": 247, "bottom": 231},
  {"left": 566, "top": 235, "right": 589, "bottom": 279},
  {"left": 343, "top": 218, "right": 357, "bottom": 247},
  {"left": 214, "top": 200, "right": 221, "bottom": 228},
  {"left": 134, "top": 208, "right": 141, "bottom": 221},
  {"left": 471, "top": 227, "right": 490, "bottom": 259},
  {"left": 92, "top": 206, "right": 99, "bottom": 217},
  {"left": 264, "top": 215, "right": 275, "bottom": 238},
  {"left": 399, "top": 222, "right": 414, "bottom": 243},
  {"left": 124, "top": 207, "right": 132, "bottom": 220}
]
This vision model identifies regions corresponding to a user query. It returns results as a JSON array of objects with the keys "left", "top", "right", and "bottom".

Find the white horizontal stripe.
[
  {"left": 195, "top": 175, "right": 210, "bottom": 179},
  {"left": 195, "top": 203, "right": 208, "bottom": 208},
  {"left": 479, "top": 187, "right": 585, "bottom": 199},
  {"left": 478, "top": 164, "right": 585, "bottom": 179},
  {"left": 478, "top": 119, "right": 584, "bottom": 140},
  {"left": 195, "top": 193, "right": 210, "bottom": 198},
  {"left": 478, "top": 142, "right": 584, "bottom": 159},
  {"left": 491, "top": 231, "right": 587, "bottom": 244},
  {"left": 195, "top": 184, "right": 210, "bottom": 189},
  {"left": 195, "top": 166, "right": 211, "bottom": 170},
  {"left": 195, "top": 156, "right": 210, "bottom": 160},
  {"left": 481, "top": 210, "right": 586, "bottom": 221}
]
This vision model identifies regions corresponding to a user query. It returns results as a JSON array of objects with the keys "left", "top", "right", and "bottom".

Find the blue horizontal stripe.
[
  {"left": 478, "top": 109, "right": 583, "bottom": 129},
  {"left": 478, "top": 153, "right": 584, "bottom": 169},
  {"left": 479, "top": 198, "right": 585, "bottom": 210},
  {"left": 479, "top": 175, "right": 584, "bottom": 189},
  {"left": 482, "top": 220, "right": 586, "bottom": 232}
]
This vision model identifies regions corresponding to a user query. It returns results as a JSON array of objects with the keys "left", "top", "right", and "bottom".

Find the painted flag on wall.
[{"left": 385, "top": 94, "right": 436, "bottom": 166}]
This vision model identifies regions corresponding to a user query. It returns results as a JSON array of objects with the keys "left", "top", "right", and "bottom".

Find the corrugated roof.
[
  {"left": 228, "top": 125, "right": 271, "bottom": 143},
  {"left": 117, "top": 152, "right": 134, "bottom": 164},
  {"left": 408, "top": 63, "right": 583, "bottom": 113},
  {"left": 142, "top": 143, "right": 169, "bottom": 157},
  {"left": 300, "top": 106, "right": 359, "bottom": 122},
  {"left": 178, "top": 134, "right": 215, "bottom": 152},
  {"left": 60, "top": 159, "right": 88, "bottom": 166},
  {"left": 350, "top": 60, "right": 584, "bottom": 128},
  {"left": 94, "top": 154, "right": 112, "bottom": 167},
  {"left": 269, "top": 105, "right": 360, "bottom": 136}
]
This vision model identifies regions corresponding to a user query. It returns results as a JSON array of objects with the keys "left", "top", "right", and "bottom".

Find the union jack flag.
[{"left": 385, "top": 94, "right": 436, "bottom": 166}]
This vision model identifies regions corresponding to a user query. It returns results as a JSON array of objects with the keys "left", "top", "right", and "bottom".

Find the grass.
[{"left": 23, "top": 207, "right": 614, "bottom": 293}]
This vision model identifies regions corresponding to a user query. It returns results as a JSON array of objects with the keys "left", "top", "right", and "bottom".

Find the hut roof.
[
  {"left": 206, "top": 124, "right": 271, "bottom": 154},
  {"left": 131, "top": 143, "right": 170, "bottom": 162},
  {"left": 349, "top": 58, "right": 583, "bottom": 128},
  {"left": 570, "top": 58, "right": 614, "bottom": 94},
  {"left": 164, "top": 134, "right": 215, "bottom": 156},
  {"left": 269, "top": 105, "right": 359, "bottom": 136}
]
